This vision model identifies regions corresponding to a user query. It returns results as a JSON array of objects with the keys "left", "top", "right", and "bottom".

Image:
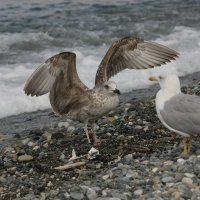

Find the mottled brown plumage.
[
  {"left": 24, "top": 36, "right": 179, "bottom": 143},
  {"left": 95, "top": 36, "right": 179, "bottom": 85}
]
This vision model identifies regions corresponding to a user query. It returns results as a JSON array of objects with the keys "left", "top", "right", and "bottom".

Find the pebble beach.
[{"left": 0, "top": 74, "right": 200, "bottom": 200}]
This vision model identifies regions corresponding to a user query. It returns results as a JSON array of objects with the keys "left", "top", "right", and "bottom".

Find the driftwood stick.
[{"left": 54, "top": 162, "right": 86, "bottom": 171}]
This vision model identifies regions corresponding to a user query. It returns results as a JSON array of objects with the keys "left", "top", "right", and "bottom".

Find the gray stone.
[
  {"left": 161, "top": 176, "right": 175, "bottom": 183},
  {"left": 58, "top": 122, "right": 70, "bottom": 128},
  {"left": 70, "top": 192, "right": 84, "bottom": 200},
  {"left": 134, "top": 189, "right": 143, "bottom": 196},
  {"left": 135, "top": 125, "right": 142, "bottom": 130},
  {"left": 174, "top": 173, "right": 184, "bottom": 181},
  {"left": 182, "top": 177, "right": 193, "bottom": 185},
  {"left": 124, "top": 154, "right": 133, "bottom": 163},
  {"left": 96, "top": 198, "right": 120, "bottom": 200},
  {"left": 68, "top": 126, "right": 75, "bottom": 132},
  {"left": 111, "top": 192, "right": 127, "bottom": 200},
  {"left": 22, "top": 138, "right": 31, "bottom": 145},
  {"left": 64, "top": 192, "right": 70, "bottom": 198},
  {"left": 126, "top": 170, "right": 139, "bottom": 178},
  {"left": 177, "top": 158, "right": 186, "bottom": 165},
  {"left": 184, "top": 173, "right": 195, "bottom": 178},
  {"left": 152, "top": 167, "right": 159, "bottom": 173},
  {"left": 188, "top": 155, "right": 197, "bottom": 163},
  {"left": 86, "top": 188, "right": 98, "bottom": 200}
]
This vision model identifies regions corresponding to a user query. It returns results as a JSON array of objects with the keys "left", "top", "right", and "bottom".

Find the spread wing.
[
  {"left": 95, "top": 36, "right": 179, "bottom": 85},
  {"left": 24, "top": 52, "right": 91, "bottom": 115},
  {"left": 160, "top": 93, "right": 200, "bottom": 136}
]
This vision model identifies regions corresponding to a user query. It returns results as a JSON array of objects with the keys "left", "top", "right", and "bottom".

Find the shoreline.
[{"left": 0, "top": 71, "right": 200, "bottom": 137}]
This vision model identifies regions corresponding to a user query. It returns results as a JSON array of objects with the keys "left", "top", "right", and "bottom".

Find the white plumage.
[{"left": 149, "top": 74, "right": 200, "bottom": 154}]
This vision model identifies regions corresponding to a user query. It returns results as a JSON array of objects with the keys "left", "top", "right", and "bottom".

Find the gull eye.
[
  {"left": 104, "top": 85, "right": 109, "bottom": 89},
  {"left": 159, "top": 76, "right": 164, "bottom": 80}
]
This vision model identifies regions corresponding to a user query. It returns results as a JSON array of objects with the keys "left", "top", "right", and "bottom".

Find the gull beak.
[
  {"left": 148, "top": 76, "right": 158, "bottom": 81},
  {"left": 113, "top": 89, "right": 120, "bottom": 95}
]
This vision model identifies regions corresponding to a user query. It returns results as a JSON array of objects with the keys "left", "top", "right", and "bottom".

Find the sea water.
[{"left": 0, "top": 0, "right": 200, "bottom": 118}]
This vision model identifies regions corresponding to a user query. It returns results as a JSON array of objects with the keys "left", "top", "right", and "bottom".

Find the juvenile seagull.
[
  {"left": 24, "top": 36, "right": 179, "bottom": 143},
  {"left": 149, "top": 74, "right": 200, "bottom": 154}
]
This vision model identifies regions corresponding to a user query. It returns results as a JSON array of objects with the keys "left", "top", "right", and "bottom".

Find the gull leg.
[
  {"left": 183, "top": 137, "right": 188, "bottom": 155},
  {"left": 187, "top": 137, "right": 192, "bottom": 154},
  {"left": 84, "top": 123, "right": 91, "bottom": 143},
  {"left": 182, "top": 137, "right": 191, "bottom": 155},
  {"left": 83, "top": 122, "right": 103, "bottom": 145},
  {"left": 91, "top": 123, "right": 102, "bottom": 146}
]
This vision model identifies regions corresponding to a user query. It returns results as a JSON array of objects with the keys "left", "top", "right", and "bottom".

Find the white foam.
[
  {"left": 0, "top": 32, "right": 53, "bottom": 53},
  {"left": 0, "top": 85, "right": 50, "bottom": 117},
  {"left": 0, "top": 26, "right": 200, "bottom": 118}
]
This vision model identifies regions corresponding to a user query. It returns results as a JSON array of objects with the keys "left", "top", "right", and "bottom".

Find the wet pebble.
[
  {"left": 69, "top": 192, "right": 84, "bottom": 200},
  {"left": 86, "top": 188, "right": 98, "bottom": 200},
  {"left": 58, "top": 122, "right": 70, "bottom": 128},
  {"left": 134, "top": 189, "right": 143, "bottom": 196},
  {"left": 18, "top": 154, "right": 33, "bottom": 162},
  {"left": 161, "top": 176, "right": 175, "bottom": 183},
  {"left": 42, "top": 132, "right": 52, "bottom": 141},
  {"left": 182, "top": 177, "right": 193, "bottom": 185}
]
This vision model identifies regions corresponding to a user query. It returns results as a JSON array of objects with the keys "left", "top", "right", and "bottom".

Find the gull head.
[
  {"left": 149, "top": 74, "right": 181, "bottom": 92},
  {"left": 102, "top": 81, "right": 120, "bottom": 95}
]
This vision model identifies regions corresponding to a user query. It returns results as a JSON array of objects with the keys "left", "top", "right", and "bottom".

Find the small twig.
[
  {"left": 54, "top": 162, "right": 86, "bottom": 171},
  {"left": 127, "top": 146, "right": 153, "bottom": 153}
]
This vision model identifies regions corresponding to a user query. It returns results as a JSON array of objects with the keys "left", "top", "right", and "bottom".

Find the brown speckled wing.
[
  {"left": 24, "top": 52, "right": 91, "bottom": 115},
  {"left": 24, "top": 52, "right": 88, "bottom": 96},
  {"left": 95, "top": 36, "right": 179, "bottom": 85}
]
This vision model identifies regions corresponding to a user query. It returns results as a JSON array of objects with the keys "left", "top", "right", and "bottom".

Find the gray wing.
[
  {"left": 95, "top": 36, "right": 179, "bottom": 85},
  {"left": 160, "top": 93, "right": 200, "bottom": 136},
  {"left": 24, "top": 52, "right": 91, "bottom": 115}
]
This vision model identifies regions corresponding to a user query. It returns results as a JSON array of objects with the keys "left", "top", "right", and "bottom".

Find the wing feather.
[
  {"left": 138, "top": 56, "right": 158, "bottom": 67},
  {"left": 24, "top": 52, "right": 90, "bottom": 115},
  {"left": 160, "top": 94, "right": 200, "bottom": 136},
  {"left": 95, "top": 36, "right": 179, "bottom": 85},
  {"left": 24, "top": 60, "right": 58, "bottom": 96}
]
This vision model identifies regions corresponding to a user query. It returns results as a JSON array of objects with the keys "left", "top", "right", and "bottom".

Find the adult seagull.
[
  {"left": 24, "top": 36, "right": 179, "bottom": 143},
  {"left": 149, "top": 74, "right": 200, "bottom": 154}
]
